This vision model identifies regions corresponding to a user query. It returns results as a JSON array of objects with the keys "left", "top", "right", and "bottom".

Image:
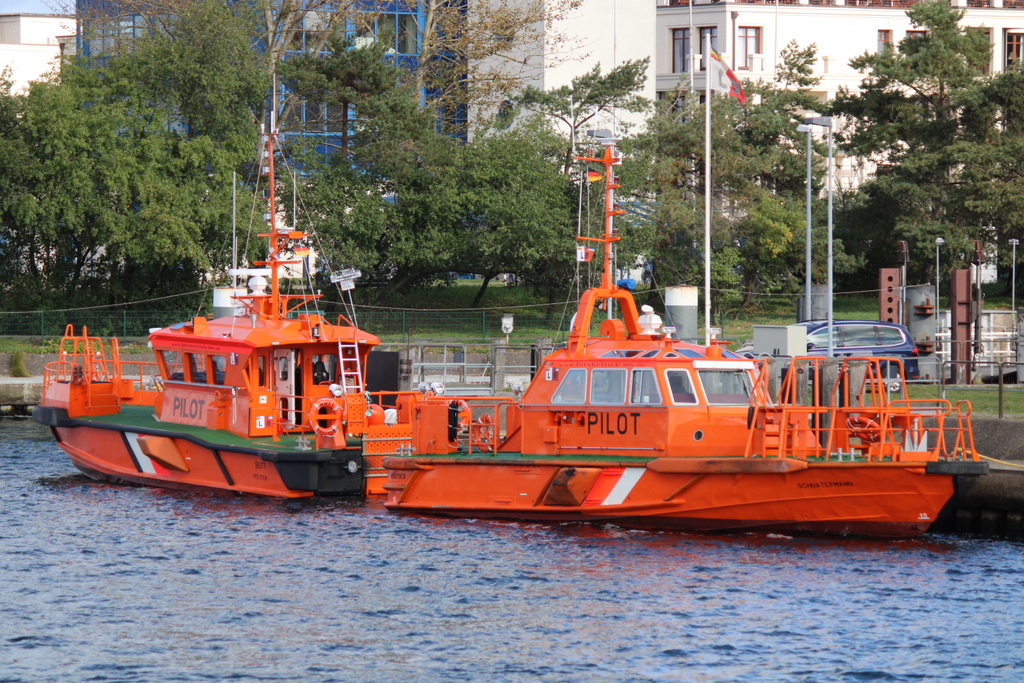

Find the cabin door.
[{"left": 273, "top": 349, "right": 301, "bottom": 427}]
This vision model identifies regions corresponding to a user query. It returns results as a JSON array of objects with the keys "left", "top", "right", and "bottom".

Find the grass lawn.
[{"left": 906, "top": 383, "right": 1024, "bottom": 419}]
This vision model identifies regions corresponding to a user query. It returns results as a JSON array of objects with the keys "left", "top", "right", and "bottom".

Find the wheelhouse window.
[
  {"left": 187, "top": 353, "right": 207, "bottom": 384},
  {"left": 591, "top": 368, "right": 627, "bottom": 405},
  {"left": 697, "top": 369, "right": 752, "bottom": 405},
  {"left": 665, "top": 369, "right": 698, "bottom": 405},
  {"left": 210, "top": 355, "right": 227, "bottom": 385},
  {"left": 312, "top": 354, "right": 337, "bottom": 385},
  {"left": 552, "top": 368, "right": 587, "bottom": 405},
  {"left": 630, "top": 368, "right": 662, "bottom": 405},
  {"left": 257, "top": 355, "right": 267, "bottom": 388},
  {"left": 672, "top": 28, "right": 690, "bottom": 73},
  {"left": 160, "top": 350, "right": 184, "bottom": 381},
  {"left": 736, "top": 27, "right": 760, "bottom": 70}
]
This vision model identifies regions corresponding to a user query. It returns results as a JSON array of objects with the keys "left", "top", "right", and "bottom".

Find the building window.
[
  {"left": 906, "top": 30, "right": 928, "bottom": 40},
  {"left": 699, "top": 27, "right": 718, "bottom": 71},
  {"left": 736, "top": 27, "right": 760, "bottom": 70},
  {"left": 672, "top": 28, "right": 690, "bottom": 73},
  {"left": 379, "top": 12, "right": 417, "bottom": 55},
  {"left": 877, "top": 30, "right": 892, "bottom": 53},
  {"left": 1008, "top": 32, "right": 1024, "bottom": 67}
]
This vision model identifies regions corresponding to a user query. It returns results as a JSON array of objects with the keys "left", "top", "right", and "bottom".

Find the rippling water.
[{"left": 2, "top": 420, "right": 1024, "bottom": 682}]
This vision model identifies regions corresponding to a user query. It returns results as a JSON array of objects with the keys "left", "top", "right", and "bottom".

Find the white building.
[
  {"left": 654, "top": 0, "right": 1024, "bottom": 185},
  {"left": 0, "top": 13, "right": 75, "bottom": 94},
  {"left": 656, "top": 0, "right": 1024, "bottom": 101}
]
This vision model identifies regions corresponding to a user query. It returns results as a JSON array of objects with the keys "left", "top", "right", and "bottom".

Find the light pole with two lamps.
[
  {"left": 804, "top": 116, "right": 833, "bottom": 356},
  {"left": 934, "top": 237, "right": 945, "bottom": 314}
]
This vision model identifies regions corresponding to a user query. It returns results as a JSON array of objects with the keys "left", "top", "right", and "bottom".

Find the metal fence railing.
[
  {"left": 0, "top": 307, "right": 581, "bottom": 344},
  {"left": 0, "top": 310, "right": 198, "bottom": 340}
]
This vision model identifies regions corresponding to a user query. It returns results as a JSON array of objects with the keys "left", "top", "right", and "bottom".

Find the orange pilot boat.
[
  {"left": 32, "top": 125, "right": 418, "bottom": 498},
  {"left": 382, "top": 134, "right": 989, "bottom": 537}
]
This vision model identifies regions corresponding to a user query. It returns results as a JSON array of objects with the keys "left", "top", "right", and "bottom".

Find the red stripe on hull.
[{"left": 54, "top": 425, "right": 313, "bottom": 498}]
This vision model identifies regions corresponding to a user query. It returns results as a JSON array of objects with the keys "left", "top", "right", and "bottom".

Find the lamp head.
[{"left": 935, "top": 237, "right": 945, "bottom": 246}]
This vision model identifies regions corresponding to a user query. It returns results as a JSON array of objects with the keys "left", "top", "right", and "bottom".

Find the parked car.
[{"left": 796, "top": 320, "right": 920, "bottom": 381}]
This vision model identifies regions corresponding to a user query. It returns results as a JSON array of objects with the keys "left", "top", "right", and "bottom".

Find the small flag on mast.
[
  {"left": 709, "top": 48, "right": 746, "bottom": 105},
  {"left": 586, "top": 170, "right": 603, "bottom": 183}
]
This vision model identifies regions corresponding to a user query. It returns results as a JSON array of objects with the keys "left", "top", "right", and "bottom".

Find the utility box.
[{"left": 752, "top": 325, "right": 808, "bottom": 357}]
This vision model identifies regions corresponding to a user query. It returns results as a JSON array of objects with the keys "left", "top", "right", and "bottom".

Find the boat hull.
[
  {"left": 383, "top": 457, "right": 964, "bottom": 538},
  {"left": 39, "top": 406, "right": 365, "bottom": 498}
]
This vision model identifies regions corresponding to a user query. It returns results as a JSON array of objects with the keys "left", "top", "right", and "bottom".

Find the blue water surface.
[{"left": 1, "top": 420, "right": 1022, "bottom": 683}]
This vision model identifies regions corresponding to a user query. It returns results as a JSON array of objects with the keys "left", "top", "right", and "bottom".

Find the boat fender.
[
  {"left": 310, "top": 398, "right": 345, "bottom": 437},
  {"left": 747, "top": 405, "right": 754, "bottom": 429},
  {"left": 846, "top": 415, "right": 880, "bottom": 442}
]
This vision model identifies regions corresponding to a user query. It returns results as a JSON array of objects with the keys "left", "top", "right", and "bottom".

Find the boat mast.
[
  {"left": 576, "top": 132, "right": 623, "bottom": 290},
  {"left": 566, "top": 134, "right": 642, "bottom": 354},
  {"left": 233, "top": 99, "right": 321, "bottom": 324}
]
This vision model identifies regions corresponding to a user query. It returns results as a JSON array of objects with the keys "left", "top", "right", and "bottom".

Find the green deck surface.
[{"left": 79, "top": 404, "right": 359, "bottom": 452}]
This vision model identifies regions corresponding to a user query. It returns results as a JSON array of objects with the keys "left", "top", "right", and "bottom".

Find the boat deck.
[{"left": 73, "top": 404, "right": 360, "bottom": 455}]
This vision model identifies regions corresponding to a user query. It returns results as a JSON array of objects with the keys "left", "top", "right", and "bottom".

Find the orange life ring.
[
  {"left": 846, "top": 415, "right": 880, "bottom": 442},
  {"left": 309, "top": 398, "right": 344, "bottom": 437}
]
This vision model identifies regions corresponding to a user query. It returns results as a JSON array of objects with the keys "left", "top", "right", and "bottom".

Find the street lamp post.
[
  {"left": 805, "top": 116, "right": 833, "bottom": 356},
  {"left": 797, "top": 124, "right": 812, "bottom": 322},
  {"left": 1011, "top": 239, "right": 1020, "bottom": 318},
  {"left": 935, "top": 237, "right": 945, "bottom": 315}
]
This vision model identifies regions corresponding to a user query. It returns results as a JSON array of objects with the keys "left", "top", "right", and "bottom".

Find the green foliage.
[
  {"left": 298, "top": 113, "right": 576, "bottom": 304},
  {"left": 515, "top": 59, "right": 650, "bottom": 172},
  {"left": 0, "top": 0, "right": 264, "bottom": 309},
  {"left": 829, "top": 1, "right": 994, "bottom": 287},
  {"left": 641, "top": 42, "right": 858, "bottom": 314},
  {"left": 279, "top": 31, "right": 430, "bottom": 163},
  {"left": 9, "top": 350, "right": 29, "bottom": 378},
  {"left": 775, "top": 40, "right": 821, "bottom": 89}
]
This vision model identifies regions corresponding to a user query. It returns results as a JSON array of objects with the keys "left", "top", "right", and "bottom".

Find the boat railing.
[
  {"left": 747, "top": 356, "right": 980, "bottom": 462},
  {"left": 414, "top": 396, "right": 517, "bottom": 455},
  {"left": 116, "top": 360, "right": 161, "bottom": 392},
  {"left": 43, "top": 354, "right": 115, "bottom": 388}
]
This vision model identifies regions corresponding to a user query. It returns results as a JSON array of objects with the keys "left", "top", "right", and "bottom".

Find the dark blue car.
[{"left": 796, "top": 320, "right": 920, "bottom": 380}]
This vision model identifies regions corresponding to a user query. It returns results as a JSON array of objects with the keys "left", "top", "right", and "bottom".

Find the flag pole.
[{"left": 704, "top": 41, "right": 712, "bottom": 347}]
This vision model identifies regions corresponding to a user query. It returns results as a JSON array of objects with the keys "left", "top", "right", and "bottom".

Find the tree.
[
  {"left": 297, "top": 115, "right": 576, "bottom": 305},
  {"left": 828, "top": 0, "right": 991, "bottom": 286},
  {"left": 643, "top": 42, "right": 859, "bottom": 313},
  {"left": 279, "top": 31, "right": 431, "bottom": 161},
  {"left": 0, "top": 1, "right": 263, "bottom": 308},
  {"left": 515, "top": 59, "right": 651, "bottom": 173}
]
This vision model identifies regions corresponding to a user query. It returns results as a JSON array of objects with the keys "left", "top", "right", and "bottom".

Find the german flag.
[{"left": 587, "top": 170, "right": 603, "bottom": 183}]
